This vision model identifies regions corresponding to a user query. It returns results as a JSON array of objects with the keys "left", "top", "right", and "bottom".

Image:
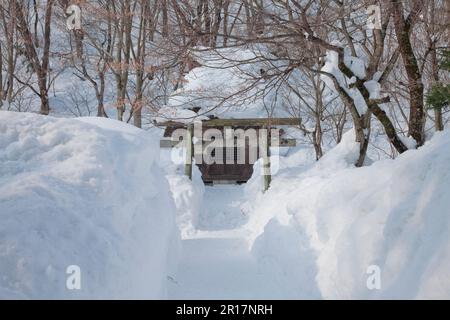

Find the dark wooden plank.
[
  {"left": 160, "top": 140, "right": 184, "bottom": 148},
  {"left": 185, "top": 124, "right": 193, "bottom": 180},
  {"left": 156, "top": 118, "right": 300, "bottom": 127},
  {"left": 201, "top": 118, "right": 301, "bottom": 127},
  {"left": 160, "top": 138, "right": 297, "bottom": 148}
]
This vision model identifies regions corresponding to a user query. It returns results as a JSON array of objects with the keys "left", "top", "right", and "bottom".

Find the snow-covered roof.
[{"left": 153, "top": 47, "right": 292, "bottom": 124}]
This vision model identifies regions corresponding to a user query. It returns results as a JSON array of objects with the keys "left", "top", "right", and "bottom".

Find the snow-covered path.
[{"left": 168, "top": 185, "right": 280, "bottom": 299}]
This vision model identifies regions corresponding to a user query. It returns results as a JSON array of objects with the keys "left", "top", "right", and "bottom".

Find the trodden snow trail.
[{"left": 167, "top": 185, "right": 281, "bottom": 299}]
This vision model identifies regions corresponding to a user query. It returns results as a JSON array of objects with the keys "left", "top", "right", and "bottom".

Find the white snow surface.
[
  {"left": 169, "top": 129, "right": 450, "bottom": 299},
  {"left": 243, "top": 130, "right": 450, "bottom": 299},
  {"left": 321, "top": 46, "right": 375, "bottom": 116},
  {"left": 155, "top": 47, "right": 292, "bottom": 123},
  {"left": 2, "top": 110, "right": 450, "bottom": 300},
  {"left": 0, "top": 111, "right": 179, "bottom": 299},
  {"left": 165, "top": 166, "right": 205, "bottom": 238}
]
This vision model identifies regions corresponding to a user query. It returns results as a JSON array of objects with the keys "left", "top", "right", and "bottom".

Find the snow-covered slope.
[
  {"left": 0, "top": 111, "right": 179, "bottom": 299},
  {"left": 244, "top": 130, "right": 450, "bottom": 299}
]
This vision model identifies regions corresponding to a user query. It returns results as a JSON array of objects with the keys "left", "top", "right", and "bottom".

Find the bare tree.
[
  {"left": 13, "top": 0, "right": 55, "bottom": 115},
  {"left": 0, "top": 1, "right": 17, "bottom": 105},
  {"left": 391, "top": 0, "right": 426, "bottom": 145}
]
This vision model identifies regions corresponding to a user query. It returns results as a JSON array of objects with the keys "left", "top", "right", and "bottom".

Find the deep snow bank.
[
  {"left": 165, "top": 167, "right": 205, "bottom": 238},
  {"left": 0, "top": 111, "right": 179, "bottom": 299},
  {"left": 245, "top": 130, "right": 450, "bottom": 299},
  {"left": 156, "top": 137, "right": 205, "bottom": 238}
]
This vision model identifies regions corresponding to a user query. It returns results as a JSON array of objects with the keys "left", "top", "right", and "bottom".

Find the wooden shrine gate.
[{"left": 158, "top": 118, "right": 299, "bottom": 191}]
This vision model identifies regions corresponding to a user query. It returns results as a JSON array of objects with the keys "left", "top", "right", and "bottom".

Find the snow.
[
  {"left": 2, "top": 110, "right": 450, "bottom": 300},
  {"left": 166, "top": 134, "right": 366, "bottom": 299},
  {"left": 155, "top": 47, "right": 292, "bottom": 122},
  {"left": 165, "top": 168, "right": 205, "bottom": 238},
  {"left": 364, "top": 80, "right": 381, "bottom": 100},
  {"left": 169, "top": 236, "right": 278, "bottom": 299},
  {"left": 399, "top": 135, "right": 418, "bottom": 150},
  {"left": 168, "top": 185, "right": 283, "bottom": 299},
  {"left": 0, "top": 111, "right": 179, "bottom": 299},
  {"left": 321, "top": 46, "right": 385, "bottom": 116},
  {"left": 344, "top": 54, "right": 367, "bottom": 80},
  {"left": 321, "top": 49, "right": 369, "bottom": 116},
  {"left": 242, "top": 130, "right": 450, "bottom": 299}
]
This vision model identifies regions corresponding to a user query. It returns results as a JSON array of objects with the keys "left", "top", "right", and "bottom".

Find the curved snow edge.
[{"left": 0, "top": 111, "right": 180, "bottom": 299}]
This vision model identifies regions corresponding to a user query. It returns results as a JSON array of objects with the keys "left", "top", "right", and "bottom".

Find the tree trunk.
[
  {"left": 114, "top": 0, "right": 131, "bottom": 121},
  {"left": 431, "top": 39, "right": 444, "bottom": 131},
  {"left": 15, "top": 0, "right": 54, "bottom": 115},
  {"left": 0, "top": 40, "right": 3, "bottom": 108},
  {"left": 355, "top": 112, "right": 371, "bottom": 167},
  {"left": 39, "top": 82, "right": 50, "bottom": 115},
  {"left": 97, "top": 71, "right": 107, "bottom": 117},
  {"left": 329, "top": 74, "right": 369, "bottom": 166},
  {"left": 39, "top": 0, "right": 53, "bottom": 115},
  {"left": 222, "top": 0, "right": 230, "bottom": 46},
  {"left": 392, "top": 0, "right": 426, "bottom": 146},
  {"left": 313, "top": 75, "right": 324, "bottom": 160},
  {"left": 6, "top": 42, "right": 14, "bottom": 104},
  {"left": 434, "top": 109, "right": 443, "bottom": 131},
  {"left": 313, "top": 128, "right": 323, "bottom": 160},
  {"left": 369, "top": 102, "right": 408, "bottom": 153},
  {"left": 6, "top": 0, "right": 16, "bottom": 104}
]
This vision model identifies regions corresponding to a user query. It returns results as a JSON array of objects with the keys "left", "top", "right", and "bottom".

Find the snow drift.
[
  {"left": 165, "top": 167, "right": 205, "bottom": 238},
  {"left": 245, "top": 130, "right": 450, "bottom": 299},
  {"left": 0, "top": 111, "right": 179, "bottom": 299}
]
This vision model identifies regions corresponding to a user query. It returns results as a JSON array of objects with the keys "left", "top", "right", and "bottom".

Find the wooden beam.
[
  {"left": 160, "top": 139, "right": 184, "bottom": 148},
  {"left": 156, "top": 118, "right": 300, "bottom": 127},
  {"left": 202, "top": 118, "right": 300, "bottom": 127},
  {"left": 160, "top": 138, "right": 297, "bottom": 148}
]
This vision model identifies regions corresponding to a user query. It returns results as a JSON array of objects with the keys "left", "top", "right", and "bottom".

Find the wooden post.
[
  {"left": 185, "top": 124, "right": 193, "bottom": 180},
  {"left": 262, "top": 128, "right": 271, "bottom": 192}
]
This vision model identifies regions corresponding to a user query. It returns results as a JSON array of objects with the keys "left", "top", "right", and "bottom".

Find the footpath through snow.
[
  {"left": 168, "top": 129, "right": 450, "bottom": 299},
  {"left": 2, "top": 111, "right": 450, "bottom": 299},
  {"left": 168, "top": 185, "right": 283, "bottom": 299}
]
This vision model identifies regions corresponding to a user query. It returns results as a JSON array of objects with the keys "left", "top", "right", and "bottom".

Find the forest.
[{"left": 0, "top": 0, "right": 448, "bottom": 162}]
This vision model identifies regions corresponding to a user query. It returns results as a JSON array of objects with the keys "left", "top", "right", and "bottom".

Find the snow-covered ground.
[
  {"left": 0, "top": 111, "right": 179, "bottom": 299},
  {"left": 1, "top": 111, "right": 450, "bottom": 299},
  {"left": 168, "top": 185, "right": 283, "bottom": 299},
  {"left": 167, "top": 130, "right": 450, "bottom": 300},
  {"left": 243, "top": 130, "right": 450, "bottom": 299}
]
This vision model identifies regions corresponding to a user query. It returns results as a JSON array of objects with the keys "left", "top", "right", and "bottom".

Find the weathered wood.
[
  {"left": 203, "top": 118, "right": 300, "bottom": 127},
  {"left": 157, "top": 118, "right": 300, "bottom": 127},
  {"left": 160, "top": 137, "right": 296, "bottom": 148},
  {"left": 184, "top": 124, "right": 193, "bottom": 180},
  {"left": 261, "top": 129, "right": 271, "bottom": 192},
  {"left": 160, "top": 139, "right": 184, "bottom": 148},
  {"left": 158, "top": 118, "right": 298, "bottom": 188},
  {"left": 275, "top": 138, "right": 296, "bottom": 147}
]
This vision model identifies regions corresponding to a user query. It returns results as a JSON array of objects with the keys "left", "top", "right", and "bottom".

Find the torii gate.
[{"left": 158, "top": 118, "right": 299, "bottom": 191}]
